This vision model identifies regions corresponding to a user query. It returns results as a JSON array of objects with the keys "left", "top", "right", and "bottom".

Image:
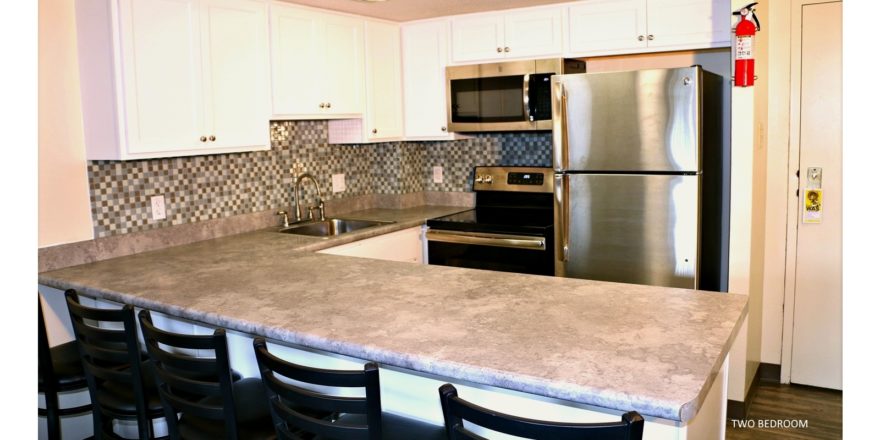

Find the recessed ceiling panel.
[{"left": 279, "top": 0, "right": 574, "bottom": 22}]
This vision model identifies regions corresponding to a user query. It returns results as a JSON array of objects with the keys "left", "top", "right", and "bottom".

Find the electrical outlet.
[
  {"left": 150, "top": 195, "right": 166, "bottom": 221},
  {"left": 332, "top": 173, "right": 346, "bottom": 193},
  {"left": 433, "top": 166, "right": 443, "bottom": 184}
]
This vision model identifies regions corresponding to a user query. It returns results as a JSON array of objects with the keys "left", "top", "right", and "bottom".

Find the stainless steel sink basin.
[{"left": 278, "top": 218, "right": 394, "bottom": 237}]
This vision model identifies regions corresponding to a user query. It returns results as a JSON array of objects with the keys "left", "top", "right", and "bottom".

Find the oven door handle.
[{"left": 426, "top": 230, "right": 546, "bottom": 251}]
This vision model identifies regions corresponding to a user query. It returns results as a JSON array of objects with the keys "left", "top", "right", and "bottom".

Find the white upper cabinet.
[
  {"left": 327, "top": 19, "right": 403, "bottom": 143},
  {"left": 646, "top": 0, "right": 732, "bottom": 50},
  {"left": 567, "top": 0, "right": 647, "bottom": 54},
  {"left": 451, "top": 15, "right": 505, "bottom": 62},
  {"left": 76, "top": 0, "right": 270, "bottom": 160},
  {"left": 364, "top": 20, "right": 403, "bottom": 141},
  {"left": 502, "top": 8, "right": 564, "bottom": 59},
  {"left": 321, "top": 13, "right": 366, "bottom": 116},
  {"left": 202, "top": 0, "right": 271, "bottom": 149},
  {"left": 269, "top": 4, "right": 322, "bottom": 116},
  {"left": 401, "top": 20, "right": 458, "bottom": 140},
  {"left": 451, "top": 7, "right": 562, "bottom": 63},
  {"left": 270, "top": 2, "right": 364, "bottom": 118},
  {"left": 566, "top": 0, "right": 731, "bottom": 57}
]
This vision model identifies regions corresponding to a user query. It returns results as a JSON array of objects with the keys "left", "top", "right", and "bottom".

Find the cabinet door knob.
[
  {"left": 504, "top": 47, "right": 510, "bottom": 52},
  {"left": 638, "top": 35, "right": 645, "bottom": 41},
  {"left": 209, "top": 135, "right": 216, "bottom": 142},
  {"left": 496, "top": 47, "right": 502, "bottom": 53},
  {"left": 200, "top": 136, "right": 207, "bottom": 142},
  {"left": 326, "top": 102, "right": 331, "bottom": 108},
  {"left": 647, "top": 34, "right": 654, "bottom": 41},
  {"left": 319, "top": 103, "right": 325, "bottom": 108},
  {"left": 372, "top": 128, "right": 378, "bottom": 134},
  {"left": 441, "top": 126, "right": 447, "bottom": 132}
]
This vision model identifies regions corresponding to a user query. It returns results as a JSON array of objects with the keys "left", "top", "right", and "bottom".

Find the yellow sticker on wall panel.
[{"left": 803, "top": 189, "right": 823, "bottom": 224}]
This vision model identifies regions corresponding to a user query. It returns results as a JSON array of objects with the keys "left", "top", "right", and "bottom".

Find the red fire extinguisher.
[{"left": 733, "top": 2, "right": 760, "bottom": 87}]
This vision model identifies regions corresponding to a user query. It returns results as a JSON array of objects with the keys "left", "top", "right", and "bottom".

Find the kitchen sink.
[{"left": 277, "top": 218, "right": 394, "bottom": 237}]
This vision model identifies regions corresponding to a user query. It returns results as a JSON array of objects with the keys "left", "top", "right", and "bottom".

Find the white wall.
[
  {"left": 759, "top": 0, "right": 793, "bottom": 367},
  {"left": 38, "top": 0, "right": 94, "bottom": 248}
]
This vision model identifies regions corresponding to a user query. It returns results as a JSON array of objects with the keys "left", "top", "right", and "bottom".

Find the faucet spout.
[{"left": 294, "top": 173, "right": 325, "bottom": 222}]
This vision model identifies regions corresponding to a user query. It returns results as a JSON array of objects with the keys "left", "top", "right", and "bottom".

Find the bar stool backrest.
[
  {"left": 137, "top": 309, "right": 239, "bottom": 440},
  {"left": 253, "top": 337, "right": 382, "bottom": 440},
  {"left": 439, "top": 384, "right": 645, "bottom": 440}
]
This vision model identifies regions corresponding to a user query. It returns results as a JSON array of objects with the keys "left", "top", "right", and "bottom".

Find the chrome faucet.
[{"left": 293, "top": 173, "right": 325, "bottom": 222}]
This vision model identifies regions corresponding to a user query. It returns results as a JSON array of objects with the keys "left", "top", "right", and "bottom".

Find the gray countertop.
[{"left": 39, "top": 205, "right": 747, "bottom": 422}]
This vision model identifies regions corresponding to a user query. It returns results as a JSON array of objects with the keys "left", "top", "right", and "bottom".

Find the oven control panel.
[{"left": 473, "top": 166, "right": 553, "bottom": 193}]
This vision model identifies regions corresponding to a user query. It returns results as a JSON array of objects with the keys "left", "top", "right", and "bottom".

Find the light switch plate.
[
  {"left": 150, "top": 195, "right": 166, "bottom": 220},
  {"left": 433, "top": 166, "right": 443, "bottom": 184},
  {"left": 332, "top": 173, "right": 346, "bottom": 193}
]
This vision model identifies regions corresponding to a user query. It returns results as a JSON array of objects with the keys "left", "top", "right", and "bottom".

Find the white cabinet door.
[
  {"left": 503, "top": 8, "right": 563, "bottom": 58},
  {"left": 567, "top": 0, "right": 647, "bottom": 55},
  {"left": 646, "top": 0, "right": 731, "bottom": 49},
  {"left": 269, "top": 5, "right": 363, "bottom": 118},
  {"left": 270, "top": 4, "right": 323, "bottom": 116},
  {"left": 118, "top": 0, "right": 204, "bottom": 155},
  {"left": 365, "top": 21, "right": 403, "bottom": 141},
  {"left": 202, "top": 0, "right": 270, "bottom": 148},
  {"left": 402, "top": 21, "right": 453, "bottom": 139},
  {"left": 451, "top": 15, "right": 505, "bottom": 63},
  {"left": 318, "top": 227, "right": 425, "bottom": 264},
  {"left": 323, "top": 14, "right": 365, "bottom": 116}
]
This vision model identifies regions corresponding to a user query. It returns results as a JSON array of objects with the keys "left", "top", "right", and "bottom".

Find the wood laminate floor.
[{"left": 726, "top": 382, "right": 842, "bottom": 439}]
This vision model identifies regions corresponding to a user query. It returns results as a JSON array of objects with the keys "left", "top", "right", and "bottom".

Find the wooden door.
[
  {"left": 202, "top": 0, "right": 269, "bottom": 148},
  {"left": 785, "top": 0, "right": 842, "bottom": 390},
  {"left": 118, "top": 0, "right": 204, "bottom": 154}
]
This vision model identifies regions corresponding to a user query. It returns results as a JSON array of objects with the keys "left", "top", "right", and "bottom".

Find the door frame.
[{"left": 779, "top": 0, "right": 842, "bottom": 385}]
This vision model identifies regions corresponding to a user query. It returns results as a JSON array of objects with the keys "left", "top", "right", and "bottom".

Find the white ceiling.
[{"left": 279, "top": 0, "right": 574, "bottom": 22}]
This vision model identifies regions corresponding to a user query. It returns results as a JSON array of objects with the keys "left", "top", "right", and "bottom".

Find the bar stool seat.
[
  {"left": 39, "top": 341, "right": 87, "bottom": 389},
  {"left": 176, "top": 378, "right": 274, "bottom": 440},
  {"left": 335, "top": 411, "right": 446, "bottom": 440}
]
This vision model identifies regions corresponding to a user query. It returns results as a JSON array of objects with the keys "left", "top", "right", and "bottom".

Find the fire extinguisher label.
[{"left": 735, "top": 36, "right": 753, "bottom": 59}]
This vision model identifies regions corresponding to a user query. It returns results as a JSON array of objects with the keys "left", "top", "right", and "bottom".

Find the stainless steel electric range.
[{"left": 426, "top": 166, "right": 555, "bottom": 276}]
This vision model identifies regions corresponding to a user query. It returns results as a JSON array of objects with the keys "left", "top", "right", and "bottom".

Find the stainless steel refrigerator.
[{"left": 551, "top": 66, "right": 726, "bottom": 290}]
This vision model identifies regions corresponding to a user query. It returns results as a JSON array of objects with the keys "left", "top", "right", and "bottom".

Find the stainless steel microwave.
[{"left": 446, "top": 58, "right": 585, "bottom": 132}]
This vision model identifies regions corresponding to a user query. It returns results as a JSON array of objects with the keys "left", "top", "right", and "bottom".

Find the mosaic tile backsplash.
[{"left": 88, "top": 120, "right": 552, "bottom": 237}]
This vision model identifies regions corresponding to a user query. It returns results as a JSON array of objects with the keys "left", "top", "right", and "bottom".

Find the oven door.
[{"left": 426, "top": 230, "right": 554, "bottom": 276}]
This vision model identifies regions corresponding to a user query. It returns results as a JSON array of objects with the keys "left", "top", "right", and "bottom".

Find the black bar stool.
[
  {"left": 65, "top": 289, "right": 166, "bottom": 440},
  {"left": 253, "top": 337, "right": 445, "bottom": 440},
  {"left": 138, "top": 310, "right": 275, "bottom": 440},
  {"left": 39, "top": 296, "right": 93, "bottom": 440},
  {"left": 438, "top": 383, "right": 645, "bottom": 440}
]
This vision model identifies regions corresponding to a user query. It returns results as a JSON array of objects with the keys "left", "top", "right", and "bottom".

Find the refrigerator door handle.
[
  {"left": 554, "top": 174, "right": 569, "bottom": 262},
  {"left": 552, "top": 81, "right": 568, "bottom": 170}
]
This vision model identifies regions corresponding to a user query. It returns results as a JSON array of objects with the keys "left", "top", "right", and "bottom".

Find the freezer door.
[
  {"left": 552, "top": 67, "right": 701, "bottom": 172},
  {"left": 554, "top": 173, "right": 700, "bottom": 288}
]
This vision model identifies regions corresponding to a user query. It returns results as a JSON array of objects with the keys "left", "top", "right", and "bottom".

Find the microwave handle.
[{"left": 523, "top": 74, "right": 532, "bottom": 122}]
